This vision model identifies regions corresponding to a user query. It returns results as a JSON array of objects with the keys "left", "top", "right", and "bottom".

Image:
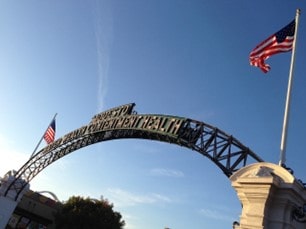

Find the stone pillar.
[
  {"left": 0, "top": 171, "right": 29, "bottom": 229},
  {"left": 230, "top": 162, "right": 306, "bottom": 229},
  {"left": 0, "top": 196, "right": 19, "bottom": 229}
]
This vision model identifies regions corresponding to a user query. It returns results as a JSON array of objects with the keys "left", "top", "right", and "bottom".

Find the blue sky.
[{"left": 1, "top": 1, "right": 306, "bottom": 228}]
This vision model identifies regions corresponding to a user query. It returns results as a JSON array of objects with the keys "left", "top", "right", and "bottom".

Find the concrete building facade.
[{"left": 6, "top": 190, "right": 60, "bottom": 229}]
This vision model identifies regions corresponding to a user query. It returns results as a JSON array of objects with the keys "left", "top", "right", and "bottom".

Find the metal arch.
[
  {"left": 37, "top": 191, "right": 60, "bottom": 202},
  {"left": 4, "top": 103, "right": 264, "bottom": 200},
  {"left": 177, "top": 119, "right": 264, "bottom": 176}
]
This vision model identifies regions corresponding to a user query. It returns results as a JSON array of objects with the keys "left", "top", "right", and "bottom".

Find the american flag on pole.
[
  {"left": 249, "top": 19, "right": 295, "bottom": 73},
  {"left": 44, "top": 119, "right": 56, "bottom": 144}
]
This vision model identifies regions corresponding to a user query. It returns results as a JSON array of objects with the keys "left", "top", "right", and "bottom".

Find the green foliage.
[{"left": 54, "top": 196, "right": 125, "bottom": 229}]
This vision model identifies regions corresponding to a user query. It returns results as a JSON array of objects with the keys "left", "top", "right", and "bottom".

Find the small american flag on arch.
[{"left": 44, "top": 119, "right": 56, "bottom": 144}]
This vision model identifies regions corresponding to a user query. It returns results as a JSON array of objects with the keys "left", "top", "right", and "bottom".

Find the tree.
[{"left": 54, "top": 196, "right": 125, "bottom": 229}]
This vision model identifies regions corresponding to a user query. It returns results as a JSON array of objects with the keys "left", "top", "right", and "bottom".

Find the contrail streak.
[{"left": 92, "top": 0, "right": 113, "bottom": 112}]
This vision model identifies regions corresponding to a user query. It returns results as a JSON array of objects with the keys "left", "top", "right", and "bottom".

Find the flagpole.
[
  {"left": 279, "top": 9, "right": 301, "bottom": 166},
  {"left": 30, "top": 113, "right": 57, "bottom": 159}
]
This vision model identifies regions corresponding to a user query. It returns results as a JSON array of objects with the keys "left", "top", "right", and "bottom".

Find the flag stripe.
[
  {"left": 249, "top": 19, "right": 295, "bottom": 73},
  {"left": 250, "top": 38, "right": 294, "bottom": 58}
]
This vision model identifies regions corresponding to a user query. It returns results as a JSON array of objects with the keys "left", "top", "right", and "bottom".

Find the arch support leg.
[
  {"left": 0, "top": 171, "right": 29, "bottom": 229},
  {"left": 230, "top": 162, "right": 306, "bottom": 229}
]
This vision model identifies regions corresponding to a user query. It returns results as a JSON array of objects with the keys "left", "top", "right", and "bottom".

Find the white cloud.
[
  {"left": 151, "top": 193, "right": 172, "bottom": 203},
  {"left": 106, "top": 188, "right": 172, "bottom": 207},
  {"left": 199, "top": 208, "right": 236, "bottom": 222},
  {"left": 150, "top": 168, "right": 184, "bottom": 178},
  {"left": 0, "top": 134, "right": 29, "bottom": 177},
  {"left": 0, "top": 133, "right": 72, "bottom": 199},
  {"left": 118, "top": 213, "right": 138, "bottom": 229}
]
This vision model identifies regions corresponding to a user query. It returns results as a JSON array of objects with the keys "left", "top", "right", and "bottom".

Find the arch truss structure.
[{"left": 5, "top": 103, "right": 264, "bottom": 200}]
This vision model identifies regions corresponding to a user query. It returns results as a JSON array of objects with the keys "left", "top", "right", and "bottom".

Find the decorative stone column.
[
  {"left": 230, "top": 162, "right": 306, "bottom": 229},
  {"left": 0, "top": 171, "right": 29, "bottom": 229}
]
